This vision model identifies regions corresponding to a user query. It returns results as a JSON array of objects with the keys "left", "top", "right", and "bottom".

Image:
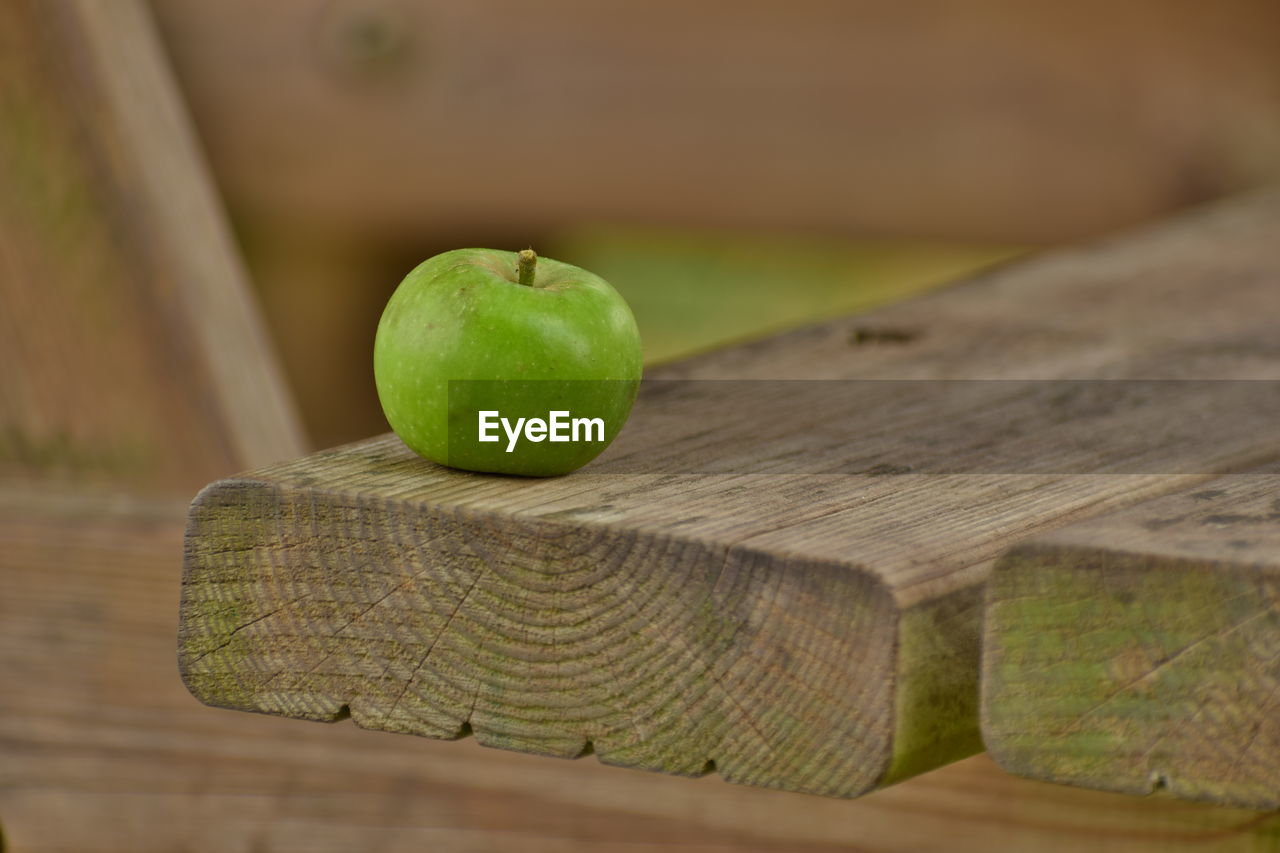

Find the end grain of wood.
[{"left": 983, "top": 465, "right": 1280, "bottom": 810}]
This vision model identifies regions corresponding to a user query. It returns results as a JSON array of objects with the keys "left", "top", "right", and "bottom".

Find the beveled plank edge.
[{"left": 177, "top": 475, "right": 908, "bottom": 798}]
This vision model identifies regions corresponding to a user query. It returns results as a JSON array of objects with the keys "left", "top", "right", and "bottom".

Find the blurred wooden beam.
[
  {"left": 151, "top": 0, "right": 1280, "bottom": 244},
  {"left": 0, "top": 0, "right": 305, "bottom": 496},
  {"left": 983, "top": 465, "right": 1280, "bottom": 810}
]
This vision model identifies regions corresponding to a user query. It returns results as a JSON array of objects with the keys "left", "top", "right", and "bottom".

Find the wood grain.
[
  {"left": 181, "top": 192, "right": 1280, "bottom": 797},
  {"left": 5, "top": 490, "right": 1280, "bottom": 851},
  {"left": 0, "top": 0, "right": 304, "bottom": 496},
  {"left": 150, "top": 0, "right": 1280, "bottom": 244},
  {"left": 983, "top": 464, "right": 1280, "bottom": 810}
]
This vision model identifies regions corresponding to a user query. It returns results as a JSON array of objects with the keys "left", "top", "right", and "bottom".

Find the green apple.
[{"left": 373, "top": 248, "right": 643, "bottom": 476}]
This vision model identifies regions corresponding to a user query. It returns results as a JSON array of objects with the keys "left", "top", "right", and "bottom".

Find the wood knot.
[
  {"left": 849, "top": 327, "right": 919, "bottom": 346},
  {"left": 316, "top": 0, "right": 417, "bottom": 82}
]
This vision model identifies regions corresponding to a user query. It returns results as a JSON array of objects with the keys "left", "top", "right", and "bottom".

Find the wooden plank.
[
  {"left": 180, "top": 192, "right": 1280, "bottom": 797},
  {"left": 982, "top": 465, "right": 1280, "bottom": 810},
  {"left": 0, "top": 0, "right": 304, "bottom": 496},
  {"left": 150, "top": 0, "right": 1280, "bottom": 244},
  {"left": 5, "top": 492, "right": 1280, "bottom": 851}
]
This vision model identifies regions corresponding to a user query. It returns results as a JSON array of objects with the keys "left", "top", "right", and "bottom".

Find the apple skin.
[{"left": 373, "top": 248, "right": 643, "bottom": 476}]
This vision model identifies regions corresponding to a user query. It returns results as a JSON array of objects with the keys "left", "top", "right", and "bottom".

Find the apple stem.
[{"left": 517, "top": 249, "right": 537, "bottom": 286}]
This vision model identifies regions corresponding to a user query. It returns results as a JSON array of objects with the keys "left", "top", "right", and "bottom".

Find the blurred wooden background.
[
  {"left": 151, "top": 0, "right": 1280, "bottom": 449},
  {"left": 3, "top": 0, "right": 1280, "bottom": 850}
]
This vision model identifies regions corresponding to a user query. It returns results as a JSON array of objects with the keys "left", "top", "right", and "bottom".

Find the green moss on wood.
[
  {"left": 881, "top": 586, "right": 985, "bottom": 785},
  {"left": 986, "top": 544, "right": 1280, "bottom": 809}
]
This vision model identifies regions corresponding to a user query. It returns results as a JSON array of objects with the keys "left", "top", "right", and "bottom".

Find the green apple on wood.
[{"left": 373, "top": 248, "right": 643, "bottom": 476}]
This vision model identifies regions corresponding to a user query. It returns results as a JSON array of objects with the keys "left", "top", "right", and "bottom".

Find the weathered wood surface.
[
  {"left": 0, "top": 0, "right": 304, "bottom": 496},
  {"left": 182, "top": 193, "right": 1280, "bottom": 797},
  {"left": 150, "top": 0, "right": 1280, "bottom": 244},
  {"left": 6, "top": 492, "right": 1280, "bottom": 851},
  {"left": 983, "top": 464, "right": 1280, "bottom": 810}
]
